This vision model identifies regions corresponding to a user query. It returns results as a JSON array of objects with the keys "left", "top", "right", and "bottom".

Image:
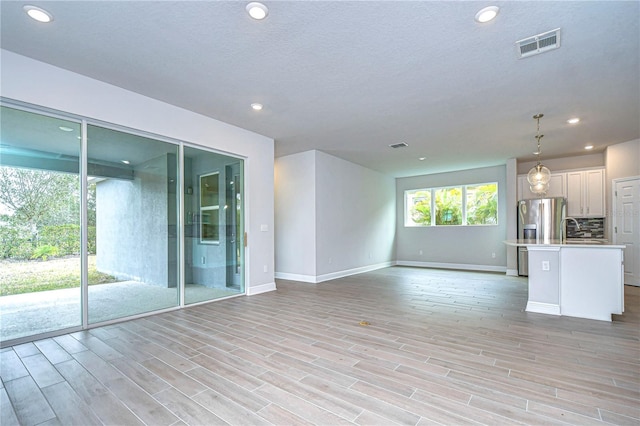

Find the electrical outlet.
[
  {"left": 542, "top": 261, "right": 550, "bottom": 271},
  {"left": 492, "top": 252, "right": 496, "bottom": 258},
  {"left": 201, "top": 256, "right": 206, "bottom": 264},
  {"left": 263, "top": 265, "right": 268, "bottom": 272},
  {"left": 419, "top": 250, "right": 423, "bottom": 255}
]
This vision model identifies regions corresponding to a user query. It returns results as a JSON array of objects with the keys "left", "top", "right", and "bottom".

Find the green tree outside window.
[
  {"left": 409, "top": 190, "right": 431, "bottom": 225},
  {"left": 466, "top": 183, "right": 498, "bottom": 225},
  {"left": 435, "top": 187, "right": 462, "bottom": 225},
  {"left": 405, "top": 182, "right": 498, "bottom": 227}
]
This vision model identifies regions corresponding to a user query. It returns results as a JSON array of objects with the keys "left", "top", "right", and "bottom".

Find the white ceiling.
[{"left": 1, "top": 1, "right": 639, "bottom": 177}]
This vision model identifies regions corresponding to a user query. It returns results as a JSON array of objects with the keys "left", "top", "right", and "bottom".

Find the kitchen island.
[{"left": 504, "top": 240, "right": 626, "bottom": 321}]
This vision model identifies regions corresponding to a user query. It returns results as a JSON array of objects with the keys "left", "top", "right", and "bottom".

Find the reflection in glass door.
[
  {"left": 0, "top": 106, "right": 82, "bottom": 342},
  {"left": 1, "top": 102, "right": 247, "bottom": 346},
  {"left": 87, "top": 125, "right": 180, "bottom": 323},
  {"left": 226, "top": 163, "right": 242, "bottom": 288},
  {"left": 184, "top": 146, "right": 244, "bottom": 305}
]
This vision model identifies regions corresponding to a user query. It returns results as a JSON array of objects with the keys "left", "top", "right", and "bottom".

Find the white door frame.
[{"left": 612, "top": 176, "right": 640, "bottom": 286}]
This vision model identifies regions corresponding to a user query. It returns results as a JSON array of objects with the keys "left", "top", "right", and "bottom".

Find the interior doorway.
[{"left": 613, "top": 177, "right": 640, "bottom": 286}]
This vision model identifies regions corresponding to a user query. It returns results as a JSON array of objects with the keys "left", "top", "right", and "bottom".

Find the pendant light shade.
[
  {"left": 527, "top": 114, "right": 551, "bottom": 196},
  {"left": 527, "top": 163, "right": 551, "bottom": 185}
]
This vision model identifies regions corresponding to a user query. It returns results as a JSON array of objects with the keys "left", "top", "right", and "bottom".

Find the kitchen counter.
[
  {"left": 504, "top": 239, "right": 624, "bottom": 248},
  {"left": 504, "top": 240, "right": 625, "bottom": 321}
]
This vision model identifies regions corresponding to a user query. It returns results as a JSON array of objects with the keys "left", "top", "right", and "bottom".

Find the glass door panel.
[
  {"left": 86, "top": 125, "right": 179, "bottom": 323},
  {"left": 184, "top": 146, "right": 244, "bottom": 304},
  {"left": 0, "top": 106, "right": 82, "bottom": 342}
]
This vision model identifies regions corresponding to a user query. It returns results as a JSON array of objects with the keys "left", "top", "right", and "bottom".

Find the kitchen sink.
[{"left": 564, "top": 239, "right": 604, "bottom": 245}]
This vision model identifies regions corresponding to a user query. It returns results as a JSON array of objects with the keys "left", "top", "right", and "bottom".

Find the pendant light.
[{"left": 527, "top": 113, "right": 551, "bottom": 196}]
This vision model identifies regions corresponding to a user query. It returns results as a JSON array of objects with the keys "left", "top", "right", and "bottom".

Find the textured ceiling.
[{"left": 1, "top": 1, "right": 639, "bottom": 177}]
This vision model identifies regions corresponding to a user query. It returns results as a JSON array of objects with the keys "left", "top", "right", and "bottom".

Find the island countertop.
[
  {"left": 504, "top": 239, "right": 625, "bottom": 321},
  {"left": 504, "top": 239, "right": 626, "bottom": 249}
]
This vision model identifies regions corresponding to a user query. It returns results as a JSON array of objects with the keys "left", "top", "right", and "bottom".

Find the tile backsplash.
[{"left": 566, "top": 217, "right": 605, "bottom": 239}]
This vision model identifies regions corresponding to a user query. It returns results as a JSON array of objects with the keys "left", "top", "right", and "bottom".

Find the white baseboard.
[
  {"left": 396, "top": 260, "right": 507, "bottom": 273},
  {"left": 247, "top": 282, "right": 277, "bottom": 295},
  {"left": 273, "top": 272, "right": 317, "bottom": 283},
  {"left": 315, "top": 261, "right": 396, "bottom": 283},
  {"left": 526, "top": 301, "right": 560, "bottom": 315},
  {"left": 506, "top": 268, "right": 519, "bottom": 276},
  {"left": 275, "top": 261, "right": 396, "bottom": 284}
]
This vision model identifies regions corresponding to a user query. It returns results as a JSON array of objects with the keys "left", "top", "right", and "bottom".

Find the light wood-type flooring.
[{"left": 1, "top": 267, "right": 639, "bottom": 425}]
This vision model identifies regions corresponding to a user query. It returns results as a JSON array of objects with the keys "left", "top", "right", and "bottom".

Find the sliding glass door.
[
  {"left": 86, "top": 124, "right": 180, "bottom": 323},
  {"left": 0, "top": 106, "right": 82, "bottom": 342},
  {"left": 184, "top": 146, "right": 244, "bottom": 304},
  {"left": 0, "top": 101, "right": 246, "bottom": 346}
]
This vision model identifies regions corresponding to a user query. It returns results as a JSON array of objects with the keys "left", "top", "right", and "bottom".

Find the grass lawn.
[{"left": 0, "top": 255, "right": 117, "bottom": 296}]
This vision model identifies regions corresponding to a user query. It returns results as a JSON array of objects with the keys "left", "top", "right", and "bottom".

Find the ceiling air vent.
[
  {"left": 516, "top": 28, "right": 561, "bottom": 59},
  {"left": 389, "top": 142, "right": 408, "bottom": 149}
]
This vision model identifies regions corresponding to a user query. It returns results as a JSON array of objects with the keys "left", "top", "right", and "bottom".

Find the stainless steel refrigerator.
[{"left": 517, "top": 197, "right": 566, "bottom": 276}]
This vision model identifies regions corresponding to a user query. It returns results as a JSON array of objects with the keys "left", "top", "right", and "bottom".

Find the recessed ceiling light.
[
  {"left": 251, "top": 103, "right": 263, "bottom": 111},
  {"left": 121, "top": 160, "right": 130, "bottom": 165},
  {"left": 246, "top": 2, "right": 268, "bottom": 20},
  {"left": 584, "top": 145, "right": 594, "bottom": 150},
  {"left": 567, "top": 117, "right": 580, "bottom": 124},
  {"left": 24, "top": 5, "right": 53, "bottom": 23},
  {"left": 59, "top": 126, "right": 73, "bottom": 132},
  {"left": 475, "top": 6, "right": 499, "bottom": 23},
  {"left": 419, "top": 157, "right": 426, "bottom": 161}
]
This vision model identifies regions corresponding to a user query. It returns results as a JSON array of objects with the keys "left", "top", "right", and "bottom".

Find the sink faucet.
[{"left": 560, "top": 217, "right": 581, "bottom": 241}]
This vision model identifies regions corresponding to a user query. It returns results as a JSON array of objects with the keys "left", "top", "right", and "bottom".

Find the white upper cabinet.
[
  {"left": 517, "top": 173, "right": 566, "bottom": 200},
  {"left": 566, "top": 168, "right": 605, "bottom": 217},
  {"left": 518, "top": 167, "right": 605, "bottom": 217}
]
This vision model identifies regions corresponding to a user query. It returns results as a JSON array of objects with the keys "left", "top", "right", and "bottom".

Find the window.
[
  {"left": 405, "top": 182, "right": 498, "bottom": 227},
  {"left": 466, "top": 183, "right": 498, "bottom": 225},
  {"left": 405, "top": 190, "right": 431, "bottom": 226},
  {"left": 435, "top": 187, "right": 462, "bottom": 225},
  {"left": 200, "top": 172, "right": 220, "bottom": 243}
]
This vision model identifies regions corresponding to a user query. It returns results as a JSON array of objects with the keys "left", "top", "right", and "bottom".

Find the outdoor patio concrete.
[{"left": 0, "top": 281, "right": 240, "bottom": 343}]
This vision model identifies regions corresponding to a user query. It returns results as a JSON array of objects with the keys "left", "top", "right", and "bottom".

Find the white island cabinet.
[{"left": 504, "top": 240, "right": 625, "bottom": 321}]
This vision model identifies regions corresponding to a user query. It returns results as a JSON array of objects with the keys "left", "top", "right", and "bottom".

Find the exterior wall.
[
  {"left": 1, "top": 50, "right": 276, "bottom": 294},
  {"left": 396, "top": 165, "right": 508, "bottom": 271},
  {"left": 96, "top": 155, "right": 170, "bottom": 286},
  {"left": 275, "top": 150, "right": 396, "bottom": 282}
]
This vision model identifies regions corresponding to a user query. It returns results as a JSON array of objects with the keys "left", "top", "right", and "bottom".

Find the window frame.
[
  {"left": 200, "top": 171, "right": 220, "bottom": 244},
  {"left": 404, "top": 182, "right": 498, "bottom": 227}
]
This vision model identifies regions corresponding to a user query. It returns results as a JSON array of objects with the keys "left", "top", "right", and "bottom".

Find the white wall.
[
  {"left": 517, "top": 153, "right": 604, "bottom": 175},
  {"left": 315, "top": 151, "right": 396, "bottom": 277},
  {"left": 505, "top": 158, "right": 518, "bottom": 275},
  {"left": 275, "top": 150, "right": 396, "bottom": 282},
  {"left": 605, "top": 139, "right": 640, "bottom": 184},
  {"left": 0, "top": 50, "right": 276, "bottom": 295},
  {"left": 274, "top": 151, "right": 317, "bottom": 277},
  {"left": 396, "top": 165, "right": 508, "bottom": 272},
  {"left": 605, "top": 139, "right": 640, "bottom": 237}
]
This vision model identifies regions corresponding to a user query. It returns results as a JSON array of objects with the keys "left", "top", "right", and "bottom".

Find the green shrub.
[
  {"left": 31, "top": 245, "right": 59, "bottom": 261},
  {"left": 0, "top": 224, "right": 34, "bottom": 259},
  {"left": 39, "top": 225, "right": 97, "bottom": 256}
]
